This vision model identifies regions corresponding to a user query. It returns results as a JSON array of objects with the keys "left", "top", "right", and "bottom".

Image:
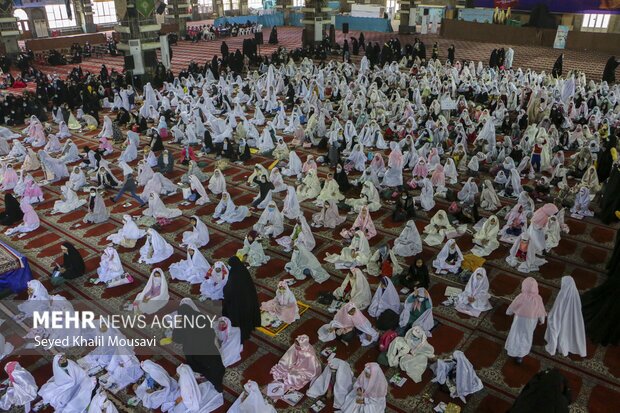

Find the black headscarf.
[
  {"left": 602, "top": 56, "right": 619, "bottom": 83},
  {"left": 402, "top": 257, "right": 429, "bottom": 290},
  {"left": 223, "top": 256, "right": 261, "bottom": 342},
  {"left": 61, "top": 242, "right": 85, "bottom": 279},
  {"left": 172, "top": 303, "right": 225, "bottom": 392},
  {"left": 334, "top": 162, "right": 350, "bottom": 193},
  {"left": 0, "top": 193, "right": 23, "bottom": 226},
  {"left": 509, "top": 368, "right": 571, "bottom": 413},
  {"left": 149, "top": 130, "right": 164, "bottom": 151}
]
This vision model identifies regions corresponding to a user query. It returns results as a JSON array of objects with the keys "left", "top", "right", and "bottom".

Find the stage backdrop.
[{"left": 473, "top": 0, "right": 620, "bottom": 13}]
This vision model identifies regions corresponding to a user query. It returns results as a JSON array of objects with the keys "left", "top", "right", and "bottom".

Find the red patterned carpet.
[
  {"left": 0, "top": 25, "right": 618, "bottom": 413},
  {"left": 0, "top": 103, "right": 619, "bottom": 412}
]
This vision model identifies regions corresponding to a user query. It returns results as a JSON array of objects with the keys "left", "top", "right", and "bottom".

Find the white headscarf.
[
  {"left": 368, "top": 276, "right": 401, "bottom": 318},
  {"left": 134, "top": 268, "right": 170, "bottom": 314},
  {"left": 282, "top": 185, "right": 301, "bottom": 219},
  {"left": 544, "top": 276, "right": 587, "bottom": 357}
]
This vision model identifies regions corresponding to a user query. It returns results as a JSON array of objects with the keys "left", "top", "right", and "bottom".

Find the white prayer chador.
[
  {"left": 84, "top": 191, "right": 109, "bottom": 224},
  {"left": 423, "top": 210, "right": 456, "bottom": 246},
  {"left": 340, "top": 363, "right": 388, "bottom": 413},
  {"left": 200, "top": 261, "right": 229, "bottom": 300},
  {"left": 430, "top": 351, "right": 483, "bottom": 403},
  {"left": 143, "top": 192, "right": 182, "bottom": 219},
  {"left": 38, "top": 354, "right": 96, "bottom": 413},
  {"left": 133, "top": 268, "right": 170, "bottom": 314},
  {"left": 312, "top": 199, "right": 346, "bottom": 228},
  {"left": 189, "top": 174, "right": 210, "bottom": 205},
  {"left": 346, "top": 180, "right": 381, "bottom": 213},
  {"left": 104, "top": 351, "right": 143, "bottom": 390},
  {"left": 135, "top": 360, "right": 179, "bottom": 411},
  {"left": 388, "top": 326, "right": 435, "bottom": 383},
  {"left": 276, "top": 215, "right": 316, "bottom": 252},
  {"left": 282, "top": 185, "right": 302, "bottom": 220},
  {"left": 333, "top": 268, "right": 372, "bottom": 311},
  {"left": 399, "top": 289, "right": 435, "bottom": 337},
  {"left": 208, "top": 169, "right": 227, "bottom": 194},
  {"left": 393, "top": 220, "right": 423, "bottom": 257},
  {"left": 284, "top": 243, "right": 330, "bottom": 283},
  {"left": 544, "top": 276, "right": 587, "bottom": 357},
  {"left": 325, "top": 230, "right": 372, "bottom": 268},
  {"left": 170, "top": 246, "right": 211, "bottom": 284},
  {"left": 0, "top": 362, "right": 38, "bottom": 412},
  {"left": 228, "top": 380, "right": 276, "bottom": 413},
  {"left": 455, "top": 268, "right": 492, "bottom": 317},
  {"left": 52, "top": 185, "right": 87, "bottom": 214},
  {"left": 317, "top": 303, "right": 379, "bottom": 346},
  {"left": 236, "top": 235, "right": 270, "bottom": 267},
  {"left": 213, "top": 192, "right": 248, "bottom": 223},
  {"left": 96, "top": 247, "right": 125, "bottom": 283},
  {"left": 471, "top": 215, "right": 500, "bottom": 257},
  {"left": 253, "top": 202, "right": 284, "bottom": 238},
  {"left": 432, "top": 239, "right": 464, "bottom": 274},
  {"left": 181, "top": 215, "right": 210, "bottom": 248},
  {"left": 172, "top": 364, "right": 223, "bottom": 413},
  {"left": 216, "top": 316, "right": 243, "bottom": 367},
  {"left": 139, "top": 229, "right": 174, "bottom": 264},
  {"left": 88, "top": 389, "right": 119, "bottom": 413},
  {"left": 368, "top": 276, "right": 401, "bottom": 318},
  {"left": 480, "top": 179, "right": 501, "bottom": 211},
  {"left": 282, "top": 150, "right": 302, "bottom": 177},
  {"left": 106, "top": 215, "right": 146, "bottom": 245},
  {"left": 0, "top": 333, "right": 13, "bottom": 361},
  {"left": 17, "top": 280, "right": 52, "bottom": 317},
  {"left": 306, "top": 357, "right": 354, "bottom": 410}
]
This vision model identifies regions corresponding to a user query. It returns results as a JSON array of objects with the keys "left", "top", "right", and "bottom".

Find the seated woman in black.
[
  {"left": 251, "top": 175, "right": 274, "bottom": 209},
  {"left": 0, "top": 193, "right": 23, "bottom": 226},
  {"left": 395, "top": 257, "right": 429, "bottom": 291},
  {"left": 51, "top": 242, "right": 85, "bottom": 286},
  {"left": 217, "top": 138, "right": 236, "bottom": 160},
  {"left": 392, "top": 192, "right": 416, "bottom": 222}
]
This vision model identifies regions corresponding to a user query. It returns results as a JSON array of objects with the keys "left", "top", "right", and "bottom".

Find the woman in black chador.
[
  {"left": 597, "top": 161, "right": 620, "bottom": 224},
  {"left": 0, "top": 193, "right": 23, "bottom": 226},
  {"left": 268, "top": 26, "right": 278, "bottom": 44},
  {"left": 552, "top": 53, "right": 563, "bottom": 78},
  {"left": 602, "top": 56, "right": 619, "bottom": 84},
  {"left": 509, "top": 368, "right": 571, "bottom": 413},
  {"left": 172, "top": 302, "right": 225, "bottom": 392},
  {"left": 581, "top": 229, "right": 620, "bottom": 346},
  {"left": 223, "top": 256, "right": 261, "bottom": 342}
]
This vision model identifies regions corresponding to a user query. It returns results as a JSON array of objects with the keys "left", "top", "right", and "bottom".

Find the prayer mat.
[
  {"left": 0, "top": 241, "right": 23, "bottom": 273},
  {"left": 257, "top": 301, "right": 311, "bottom": 337}
]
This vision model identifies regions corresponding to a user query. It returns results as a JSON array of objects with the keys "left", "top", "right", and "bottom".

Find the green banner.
[{"left": 136, "top": 0, "right": 155, "bottom": 17}]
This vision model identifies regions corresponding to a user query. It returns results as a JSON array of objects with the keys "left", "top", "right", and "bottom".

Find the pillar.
[
  {"left": 0, "top": 3, "right": 20, "bottom": 55},
  {"left": 275, "top": 0, "right": 290, "bottom": 25},
  {"left": 215, "top": 0, "right": 225, "bottom": 17},
  {"left": 114, "top": 0, "right": 161, "bottom": 80},
  {"left": 168, "top": 0, "right": 192, "bottom": 36},
  {"left": 239, "top": 0, "right": 248, "bottom": 15},
  {"left": 301, "top": 0, "right": 329, "bottom": 46},
  {"left": 398, "top": 0, "right": 415, "bottom": 34},
  {"left": 76, "top": 0, "right": 96, "bottom": 33}
]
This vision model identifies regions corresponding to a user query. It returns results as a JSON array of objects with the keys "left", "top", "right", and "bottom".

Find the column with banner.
[
  {"left": 168, "top": 0, "right": 192, "bottom": 36},
  {"left": 0, "top": 0, "right": 19, "bottom": 54},
  {"left": 115, "top": 0, "right": 161, "bottom": 80},
  {"left": 553, "top": 25, "right": 569, "bottom": 49}
]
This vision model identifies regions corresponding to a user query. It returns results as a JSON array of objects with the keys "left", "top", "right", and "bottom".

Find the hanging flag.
[{"left": 136, "top": 0, "right": 155, "bottom": 17}]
